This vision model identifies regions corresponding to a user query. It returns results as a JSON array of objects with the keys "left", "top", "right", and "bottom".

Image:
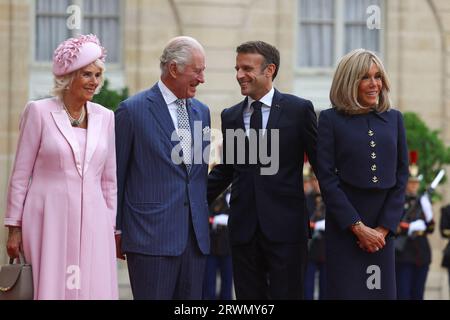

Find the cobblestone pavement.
[{"left": 117, "top": 260, "right": 449, "bottom": 300}]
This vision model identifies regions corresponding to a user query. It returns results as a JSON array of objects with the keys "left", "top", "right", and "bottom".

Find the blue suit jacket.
[
  {"left": 316, "top": 108, "right": 409, "bottom": 233},
  {"left": 115, "top": 83, "right": 211, "bottom": 255}
]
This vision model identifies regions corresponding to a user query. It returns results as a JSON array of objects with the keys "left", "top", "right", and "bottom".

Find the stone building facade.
[{"left": 1, "top": 0, "right": 449, "bottom": 298}]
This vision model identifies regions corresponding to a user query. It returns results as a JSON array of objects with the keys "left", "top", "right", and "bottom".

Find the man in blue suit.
[
  {"left": 115, "top": 36, "right": 211, "bottom": 299},
  {"left": 208, "top": 41, "right": 318, "bottom": 299}
]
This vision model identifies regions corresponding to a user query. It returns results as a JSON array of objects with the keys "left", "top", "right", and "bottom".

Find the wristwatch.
[{"left": 351, "top": 220, "right": 362, "bottom": 227}]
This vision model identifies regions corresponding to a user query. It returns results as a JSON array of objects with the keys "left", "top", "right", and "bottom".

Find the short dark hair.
[{"left": 236, "top": 41, "right": 280, "bottom": 80}]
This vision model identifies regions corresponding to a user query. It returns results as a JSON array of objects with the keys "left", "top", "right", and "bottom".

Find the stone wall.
[
  {"left": 123, "top": 0, "right": 295, "bottom": 132},
  {"left": 1, "top": 1, "right": 450, "bottom": 288},
  {"left": 0, "top": 0, "right": 30, "bottom": 262}
]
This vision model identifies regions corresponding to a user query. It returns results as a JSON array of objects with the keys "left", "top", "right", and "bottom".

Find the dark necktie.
[
  {"left": 249, "top": 101, "right": 262, "bottom": 164},
  {"left": 250, "top": 101, "right": 263, "bottom": 131}
]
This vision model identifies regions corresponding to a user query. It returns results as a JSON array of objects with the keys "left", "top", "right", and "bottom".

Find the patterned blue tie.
[{"left": 175, "top": 99, "right": 192, "bottom": 172}]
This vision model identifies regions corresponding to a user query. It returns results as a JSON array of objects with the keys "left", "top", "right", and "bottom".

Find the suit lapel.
[
  {"left": 186, "top": 99, "right": 199, "bottom": 133},
  {"left": 187, "top": 99, "right": 201, "bottom": 175},
  {"left": 84, "top": 102, "right": 103, "bottom": 174},
  {"left": 51, "top": 109, "right": 83, "bottom": 177},
  {"left": 146, "top": 86, "right": 179, "bottom": 150},
  {"left": 233, "top": 98, "right": 247, "bottom": 131},
  {"left": 228, "top": 98, "right": 249, "bottom": 166},
  {"left": 265, "top": 89, "right": 283, "bottom": 132}
]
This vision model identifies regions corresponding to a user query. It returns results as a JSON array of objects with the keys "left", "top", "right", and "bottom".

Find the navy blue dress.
[{"left": 317, "top": 108, "right": 409, "bottom": 299}]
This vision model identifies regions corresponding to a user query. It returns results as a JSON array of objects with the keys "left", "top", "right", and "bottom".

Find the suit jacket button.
[
  {"left": 371, "top": 152, "right": 377, "bottom": 159},
  {"left": 372, "top": 176, "right": 379, "bottom": 183},
  {"left": 371, "top": 164, "right": 377, "bottom": 171},
  {"left": 370, "top": 141, "right": 376, "bottom": 148},
  {"left": 368, "top": 130, "right": 374, "bottom": 137}
]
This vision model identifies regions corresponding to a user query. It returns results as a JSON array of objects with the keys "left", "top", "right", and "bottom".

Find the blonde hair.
[
  {"left": 51, "top": 59, "right": 105, "bottom": 99},
  {"left": 330, "top": 49, "right": 391, "bottom": 114}
]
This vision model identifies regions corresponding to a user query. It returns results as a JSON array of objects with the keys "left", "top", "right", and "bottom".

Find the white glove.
[
  {"left": 314, "top": 219, "right": 325, "bottom": 231},
  {"left": 225, "top": 192, "right": 231, "bottom": 206},
  {"left": 213, "top": 214, "right": 229, "bottom": 229},
  {"left": 420, "top": 194, "right": 433, "bottom": 222},
  {"left": 408, "top": 219, "right": 427, "bottom": 236}
]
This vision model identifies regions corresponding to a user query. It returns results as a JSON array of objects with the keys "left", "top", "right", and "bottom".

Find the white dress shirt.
[
  {"left": 243, "top": 87, "right": 274, "bottom": 136},
  {"left": 158, "top": 80, "right": 182, "bottom": 132}
]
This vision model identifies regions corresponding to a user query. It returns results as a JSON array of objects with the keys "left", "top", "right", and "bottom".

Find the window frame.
[
  {"left": 295, "top": 0, "right": 385, "bottom": 76},
  {"left": 31, "top": 0, "right": 123, "bottom": 69},
  {"left": 29, "top": 0, "right": 124, "bottom": 100}
]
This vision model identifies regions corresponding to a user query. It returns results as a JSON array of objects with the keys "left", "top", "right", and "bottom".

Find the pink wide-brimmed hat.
[{"left": 52, "top": 34, "right": 106, "bottom": 76}]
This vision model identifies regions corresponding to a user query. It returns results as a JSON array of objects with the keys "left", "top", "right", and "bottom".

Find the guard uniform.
[{"left": 395, "top": 151, "right": 435, "bottom": 300}]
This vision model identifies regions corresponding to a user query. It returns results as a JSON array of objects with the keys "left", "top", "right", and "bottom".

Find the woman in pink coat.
[{"left": 4, "top": 34, "right": 118, "bottom": 299}]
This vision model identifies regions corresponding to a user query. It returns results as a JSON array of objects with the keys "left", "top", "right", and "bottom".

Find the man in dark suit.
[
  {"left": 115, "top": 36, "right": 211, "bottom": 299},
  {"left": 208, "top": 41, "right": 317, "bottom": 299}
]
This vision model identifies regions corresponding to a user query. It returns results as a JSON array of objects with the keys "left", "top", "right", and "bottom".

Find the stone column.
[{"left": 0, "top": 0, "right": 30, "bottom": 262}]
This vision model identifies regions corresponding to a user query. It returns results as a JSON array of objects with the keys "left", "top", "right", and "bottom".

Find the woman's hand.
[
  {"left": 374, "top": 226, "right": 389, "bottom": 238},
  {"left": 351, "top": 222, "right": 385, "bottom": 253},
  {"left": 6, "top": 226, "right": 22, "bottom": 259}
]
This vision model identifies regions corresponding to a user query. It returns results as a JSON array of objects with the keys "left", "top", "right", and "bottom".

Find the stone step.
[
  {"left": 424, "top": 269, "right": 449, "bottom": 300},
  {"left": 117, "top": 260, "right": 133, "bottom": 300}
]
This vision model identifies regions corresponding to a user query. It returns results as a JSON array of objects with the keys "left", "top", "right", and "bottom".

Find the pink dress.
[{"left": 4, "top": 98, "right": 118, "bottom": 299}]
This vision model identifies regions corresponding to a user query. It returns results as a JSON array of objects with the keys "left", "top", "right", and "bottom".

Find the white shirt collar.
[
  {"left": 158, "top": 80, "right": 179, "bottom": 105},
  {"left": 247, "top": 87, "right": 275, "bottom": 109}
]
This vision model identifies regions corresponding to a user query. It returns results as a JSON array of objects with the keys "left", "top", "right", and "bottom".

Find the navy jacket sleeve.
[
  {"left": 317, "top": 110, "right": 361, "bottom": 230},
  {"left": 115, "top": 103, "right": 133, "bottom": 231},
  {"left": 303, "top": 101, "right": 318, "bottom": 175},
  {"left": 376, "top": 111, "right": 409, "bottom": 233},
  {"left": 207, "top": 109, "right": 234, "bottom": 205}
]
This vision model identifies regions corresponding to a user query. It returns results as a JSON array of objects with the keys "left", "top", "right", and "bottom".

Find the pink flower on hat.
[{"left": 52, "top": 34, "right": 107, "bottom": 76}]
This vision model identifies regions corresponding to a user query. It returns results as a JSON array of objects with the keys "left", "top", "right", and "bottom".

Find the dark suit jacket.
[
  {"left": 208, "top": 89, "right": 318, "bottom": 245},
  {"left": 316, "top": 108, "right": 409, "bottom": 233},
  {"left": 115, "top": 83, "right": 211, "bottom": 256}
]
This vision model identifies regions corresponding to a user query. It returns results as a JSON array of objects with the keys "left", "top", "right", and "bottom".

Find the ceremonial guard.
[
  {"left": 440, "top": 203, "right": 450, "bottom": 290},
  {"left": 304, "top": 162, "right": 327, "bottom": 300},
  {"left": 203, "top": 188, "right": 233, "bottom": 300},
  {"left": 395, "top": 151, "right": 435, "bottom": 300}
]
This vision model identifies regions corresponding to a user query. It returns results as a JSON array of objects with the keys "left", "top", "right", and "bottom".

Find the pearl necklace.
[{"left": 63, "top": 103, "right": 86, "bottom": 127}]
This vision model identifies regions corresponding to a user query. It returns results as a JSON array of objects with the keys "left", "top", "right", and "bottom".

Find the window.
[
  {"left": 35, "top": 0, "right": 120, "bottom": 63},
  {"left": 298, "top": 0, "right": 335, "bottom": 68},
  {"left": 297, "top": 0, "right": 382, "bottom": 69},
  {"left": 344, "top": 0, "right": 381, "bottom": 55}
]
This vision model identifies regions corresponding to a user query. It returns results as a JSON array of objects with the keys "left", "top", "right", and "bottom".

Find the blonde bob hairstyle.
[
  {"left": 329, "top": 49, "right": 391, "bottom": 114},
  {"left": 51, "top": 59, "right": 105, "bottom": 99}
]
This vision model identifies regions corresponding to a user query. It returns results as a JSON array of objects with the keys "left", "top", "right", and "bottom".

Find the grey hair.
[
  {"left": 159, "top": 36, "right": 204, "bottom": 75},
  {"left": 51, "top": 59, "right": 105, "bottom": 99}
]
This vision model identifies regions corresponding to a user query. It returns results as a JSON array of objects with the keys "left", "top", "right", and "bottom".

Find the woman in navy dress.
[{"left": 317, "top": 49, "right": 409, "bottom": 299}]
